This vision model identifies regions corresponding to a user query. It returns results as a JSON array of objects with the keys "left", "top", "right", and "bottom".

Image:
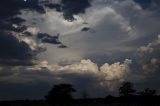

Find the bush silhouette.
[
  {"left": 119, "top": 81, "right": 136, "bottom": 96},
  {"left": 45, "top": 83, "right": 76, "bottom": 105},
  {"left": 139, "top": 88, "right": 157, "bottom": 96}
]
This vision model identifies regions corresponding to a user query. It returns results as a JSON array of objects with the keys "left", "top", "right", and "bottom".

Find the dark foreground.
[{"left": 0, "top": 96, "right": 160, "bottom": 106}]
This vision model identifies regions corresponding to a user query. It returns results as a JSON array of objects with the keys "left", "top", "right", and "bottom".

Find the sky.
[{"left": 0, "top": 0, "right": 160, "bottom": 100}]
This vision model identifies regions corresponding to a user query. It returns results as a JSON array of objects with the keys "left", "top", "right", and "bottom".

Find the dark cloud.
[
  {"left": 45, "top": 0, "right": 91, "bottom": 21},
  {"left": 134, "top": 0, "right": 160, "bottom": 10},
  {"left": 0, "top": 31, "right": 35, "bottom": 66},
  {"left": 7, "top": 17, "right": 26, "bottom": 25},
  {"left": 22, "top": 31, "right": 33, "bottom": 37},
  {"left": 0, "top": 0, "right": 45, "bottom": 33},
  {"left": 0, "top": 59, "right": 35, "bottom": 66},
  {"left": 81, "top": 27, "right": 90, "bottom": 32},
  {"left": 1, "top": 24, "right": 27, "bottom": 33},
  {"left": 0, "top": 0, "right": 66, "bottom": 66},
  {"left": 0, "top": 0, "right": 44, "bottom": 64},
  {"left": 58, "top": 44, "right": 67, "bottom": 48},
  {"left": 0, "top": 15, "right": 26, "bottom": 33},
  {"left": 0, "top": 82, "right": 51, "bottom": 100},
  {"left": 0, "top": 65, "right": 106, "bottom": 100},
  {"left": 0, "top": 32, "right": 33, "bottom": 60},
  {"left": 61, "top": 0, "right": 91, "bottom": 21},
  {"left": 45, "top": 3, "right": 61, "bottom": 12},
  {"left": 37, "top": 33, "right": 61, "bottom": 44},
  {"left": 0, "top": 0, "right": 45, "bottom": 19}
]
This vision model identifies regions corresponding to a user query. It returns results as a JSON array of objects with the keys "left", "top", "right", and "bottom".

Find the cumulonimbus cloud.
[{"left": 29, "top": 59, "right": 132, "bottom": 91}]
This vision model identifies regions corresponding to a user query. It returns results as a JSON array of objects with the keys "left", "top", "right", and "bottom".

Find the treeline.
[
  {"left": 44, "top": 81, "right": 160, "bottom": 106},
  {"left": 0, "top": 81, "right": 159, "bottom": 106}
]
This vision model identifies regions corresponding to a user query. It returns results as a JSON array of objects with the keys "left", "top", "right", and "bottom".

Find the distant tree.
[
  {"left": 119, "top": 81, "right": 136, "bottom": 96},
  {"left": 45, "top": 83, "right": 76, "bottom": 105},
  {"left": 139, "top": 88, "right": 157, "bottom": 96}
]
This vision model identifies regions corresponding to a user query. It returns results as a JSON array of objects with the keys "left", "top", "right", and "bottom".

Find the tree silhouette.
[
  {"left": 119, "top": 81, "right": 136, "bottom": 96},
  {"left": 45, "top": 83, "right": 76, "bottom": 105},
  {"left": 139, "top": 88, "right": 157, "bottom": 96}
]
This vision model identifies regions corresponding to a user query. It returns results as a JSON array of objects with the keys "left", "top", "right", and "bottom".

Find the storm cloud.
[
  {"left": 45, "top": 0, "right": 91, "bottom": 21},
  {"left": 37, "top": 33, "right": 61, "bottom": 44},
  {"left": 0, "top": 0, "right": 160, "bottom": 100},
  {"left": 0, "top": 31, "right": 34, "bottom": 66}
]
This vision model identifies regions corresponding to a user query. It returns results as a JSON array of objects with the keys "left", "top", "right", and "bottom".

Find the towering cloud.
[
  {"left": 100, "top": 59, "right": 132, "bottom": 81},
  {"left": 32, "top": 59, "right": 132, "bottom": 92},
  {"left": 137, "top": 35, "right": 160, "bottom": 73},
  {"left": 99, "top": 59, "right": 132, "bottom": 91}
]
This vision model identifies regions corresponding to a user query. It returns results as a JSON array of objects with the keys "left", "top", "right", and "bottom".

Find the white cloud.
[
  {"left": 26, "top": 27, "right": 39, "bottom": 35},
  {"left": 21, "top": 37, "right": 39, "bottom": 51},
  {"left": 0, "top": 58, "right": 132, "bottom": 94},
  {"left": 58, "top": 59, "right": 99, "bottom": 74},
  {"left": 27, "top": 59, "right": 132, "bottom": 92},
  {"left": 100, "top": 59, "right": 132, "bottom": 81}
]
